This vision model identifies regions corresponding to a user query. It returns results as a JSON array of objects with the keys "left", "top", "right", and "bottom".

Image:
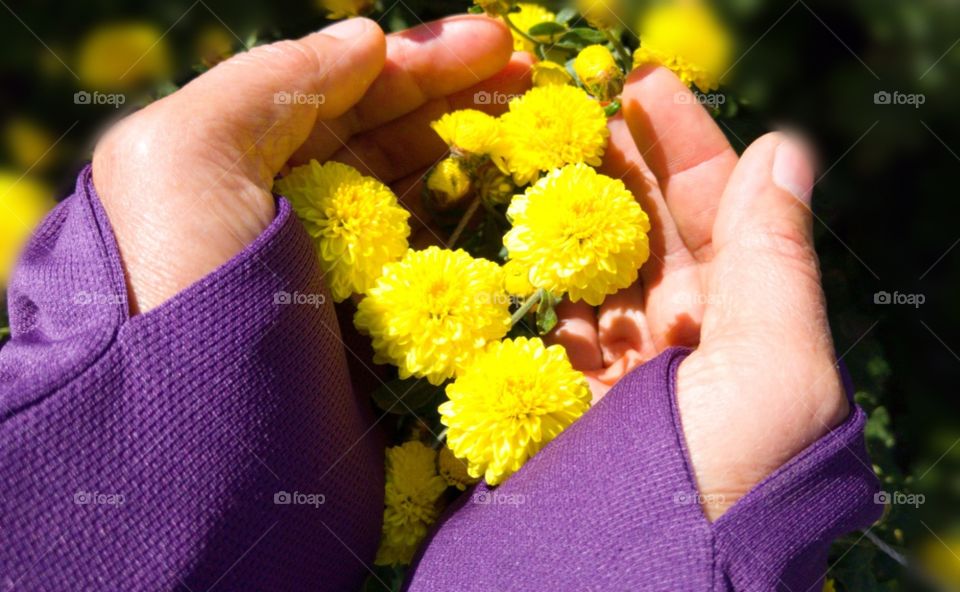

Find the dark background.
[{"left": 1, "top": 0, "right": 957, "bottom": 589}]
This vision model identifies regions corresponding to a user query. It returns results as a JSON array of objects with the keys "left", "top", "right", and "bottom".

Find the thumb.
[
  {"left": 175, "top": 18, "right": 387, "bottom": 181},
  {"left": 702, "top": 131, "right": 845, "bottom": 420}
]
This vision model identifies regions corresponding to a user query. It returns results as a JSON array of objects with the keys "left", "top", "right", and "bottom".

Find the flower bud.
[
  {"left": 532, "top": 61, "right": 574, "bottom": 87},
  {"left": 503, "top": 260, "right": 535, "bottom": 297},
  {"left": 426, "top": 158, "right": 473, "bottom": 209},
  {"left": 574, "top": 45, "right": 624, "bottom": 101}
]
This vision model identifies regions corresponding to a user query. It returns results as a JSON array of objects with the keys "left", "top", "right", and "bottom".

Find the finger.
[
  {"left": 599, "top": 117, "right": 703, "bottom": 347},
  {"left": 622, "top": 65, "right": 739, "bottom": 261},
  {"left": 179, "top": 18, "right": 388, "bottom": 182},
  {"left": 544, "top": 300, "right": 603, "bottom": 372},
  {"left": 703, "top": 132, "right": 841, "bottom": 403},
  {"left": 328, "top": 52, "right": 534, "bottom": 182},
  {"left": 596, "top": 282, "right": 658, "bottom": 365},
  {"left": 290, "top": 16, "right": 515, "bottom": 166}
]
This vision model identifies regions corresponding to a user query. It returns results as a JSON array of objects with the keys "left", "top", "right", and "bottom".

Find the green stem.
[
  {"left": 503, "top": 13, "right": 541, "bottom": 49},
  {"left": 0, "top": 327, "right": 9, "bottom": 339},
  {"left": 447, "top": 196, "right": 481, "bottom": 249},
  {"left": 510, "top": 288, "right": 544, "bottom": 327},
  {"left": 603, "top": 28, "right": 632, "bottom": 71}
]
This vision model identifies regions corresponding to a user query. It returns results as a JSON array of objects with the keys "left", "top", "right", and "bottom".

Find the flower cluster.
[{"left": 279, "top": 0, "right": 735, "bottom": 577}]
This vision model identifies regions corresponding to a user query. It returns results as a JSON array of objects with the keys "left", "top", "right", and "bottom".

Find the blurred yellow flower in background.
[
  {"left": 0, "top": 172, "right": 54, "bottom": 285},
  {"left": 316, "top": 0, "right": 375, "bottom": 19},
  {"left": 274, "top": 160, "right": 411, "bottom": 302},
  {"left": 504, "top": 163, "right": 650, "bottom": 305},
  {"left": 4, "top": 119, "right": 57, "bottom": 173},
  {"left": 498, "top": 85, "right": 609, "bottom": 185},
  {"left": 576, "top": 0, "right": 624, "bottom": 30},
  {"left": 440, "top": 337, "right": 591, "bottom": 485},
  {"left": 355, "top": 247, "right": 511, "bottom": 385},
  {"left": 633, "top": 2, "right": 733, "bottom": 92},
  {"left": 195, "top": 27, "right": 235, "bottom": 69},
  {"left": 509, "top": 3, "right": 557, "bottom": 53},
  {"left": 921, "top": 534, "right": 960, "bottom": 587},
  {"left": 375, "top": 441, "right": 447, "bottom": 566},
  {"left": 77, "top": 23, "right": 172, "bottom": 91}
]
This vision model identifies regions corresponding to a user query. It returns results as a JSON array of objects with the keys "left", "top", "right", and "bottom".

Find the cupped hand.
[
  {"left": 548, "top": 66, "right": 849, "bottom": 520},
  {"left": 93, "top": 16, "right": 529, "bottom": 313}
]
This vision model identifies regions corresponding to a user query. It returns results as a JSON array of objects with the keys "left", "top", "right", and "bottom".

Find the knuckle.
[{"left": 738, "top": 224, "right": 818, "bottom": 270}]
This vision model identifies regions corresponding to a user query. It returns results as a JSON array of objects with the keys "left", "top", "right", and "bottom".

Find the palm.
[{"left": 550, "top": 66, "right": 849, "bottom": 519}]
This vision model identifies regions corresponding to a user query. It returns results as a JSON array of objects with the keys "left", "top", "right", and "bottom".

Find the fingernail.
[
  {"left": 322, "top": 17, "right": 374, "bottom": 40},
  {"left": 772, "top": 139, "right": 814, "bottom": 204}
]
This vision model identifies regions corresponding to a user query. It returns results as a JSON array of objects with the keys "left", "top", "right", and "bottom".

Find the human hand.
[
  {"left": 92, "top": 16, "right": 527, "bottom": 313},
  {"left": 548, "top": 66, "right": 849, "bottom": 521}
]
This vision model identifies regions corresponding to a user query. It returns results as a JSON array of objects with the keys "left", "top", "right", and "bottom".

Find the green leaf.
[
  {"left": 528, "top": 21, "right": 567, "bottom": 37},
  {"left": 555, "top": 7, "right": 578, "bottom": 25},
  {"left": 536, "top": 291, "right": 560, "bottom": 334},
  {"left": 564, "top": 28, "right": 608, "bottom": 44},
  {"left": 468, "top": 5, "right": 483, "bottom": 14},
  {"left": 370, "top": 378, "right": 444, "bottom": 415}
]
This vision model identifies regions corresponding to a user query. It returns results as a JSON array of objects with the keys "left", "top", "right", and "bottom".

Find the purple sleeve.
[
  {"left": 407, "top": 348, "right": 882, "bottom": 591},
  {"left": 0, "top": 166, "right": 384, "bottom": 591}
]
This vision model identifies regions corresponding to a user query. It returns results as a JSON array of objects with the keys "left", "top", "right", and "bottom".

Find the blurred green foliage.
[{"left": 2, "top": 0, "right": 959, "bottom": 589}]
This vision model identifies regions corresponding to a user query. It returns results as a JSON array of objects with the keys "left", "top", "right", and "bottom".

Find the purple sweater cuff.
[
  {"left": 407, "top": 348, "right": 881, "bottom": 591},
  {"left": 0, "top": 166, "right": 384, "bottom": 591}
]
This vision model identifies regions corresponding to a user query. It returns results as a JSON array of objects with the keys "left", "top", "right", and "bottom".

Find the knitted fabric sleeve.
[
  {"left": 0, "top": 166, "right": 384, "bottom": 591},
  {"left": 406, "top": 347, "right": 882, "bottom": 591}
]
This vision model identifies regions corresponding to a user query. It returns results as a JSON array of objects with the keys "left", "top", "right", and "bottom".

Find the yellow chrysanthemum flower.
[
  {"left": 574, "top": 45, "right": 625, "bottom": 101},
  {"left": 316, "top": 0, "right": 374, "bottom": 19},
  {"left": 375, "top": 441, "right": 448, "bottom": 566},
  {"left": 426, "top": 157, "right": 472, "bottom": 207},
  {"left": 437, "top": 445, "right": 480, "bottom": 491},
  {"left": 822, "top": 580, "right": 836, "bottom": 592},
  {"left": 431, "top": 110, "right": 503, "bottom": 160},
  {"left": 576, "top": 0, "right": 624, "bottom": 30},
  {"left": 503, "top": 163, "right": 650, "bottom": 306},
  {"left": 440, "top": 337, "right": 591, "bottom": 485},
  {"left": 633, "top": 2, "right": 733, "bottom": 92},
  {"left": 354, "top": 247, "right": 511, "bottom": 385},
  {"left": 0, "top": 172, "right": 54, "bottom": 285},
  {"left": 509, "top": 3, "right": 558, "bottom": 53},
  {"left": 531, "top": 61, "right": 574, "bottom": 87},
  {"left": 498, "top": 85, "right": 609, "bottom": 185},
  {"left": 274, "top": 160, "right": 410, "bottom": 302},
  {"left": 77, "top": 23, "right": 172, "bottom": 90}
]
